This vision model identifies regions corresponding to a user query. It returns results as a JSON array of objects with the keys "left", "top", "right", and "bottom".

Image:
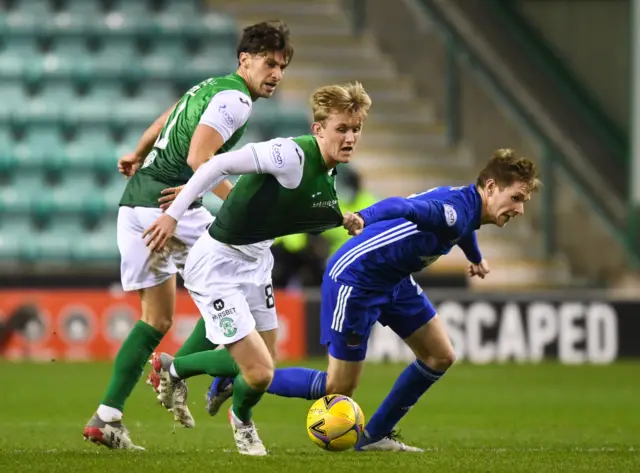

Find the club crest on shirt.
[{"left": 443, "top": 204, "right": 457, "bottom": 227}]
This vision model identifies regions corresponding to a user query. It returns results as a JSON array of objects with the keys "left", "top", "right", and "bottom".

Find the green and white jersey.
[
  {"left": 119, "top": 73, "right": 253, "bottom": 208},
  {"left": 210, "top": 135, "right": 343, "bottom": 245}
]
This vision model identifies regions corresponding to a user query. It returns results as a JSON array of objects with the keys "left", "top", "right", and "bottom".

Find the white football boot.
[
  {"left": 227, "top": 408, "right": 267, "bottom": 456},
  {"left": 149, "top": 352, "right": 195, "bottom": 428}
]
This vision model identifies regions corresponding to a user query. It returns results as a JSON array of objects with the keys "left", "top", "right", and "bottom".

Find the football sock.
[
  {"left": 365, "top": 359, "right": 445, "bottom": 439},
  {"left": 232, "top": 374, "right": 266, "bottom": 423},
  {"left": 267, "top": 367, "right": 327, "bottom": 400},
  {"left": 100, "top": 320, "right": 164, "bottom": 412},
  {"left": 175, "top": 318, "right": 217, "bottom": 357},
  {"left": 173, "top": 348, "right": 239, "bottom": 379}
]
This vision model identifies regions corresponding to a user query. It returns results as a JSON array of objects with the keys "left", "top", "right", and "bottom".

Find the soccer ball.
[{"left": 306, "top": 395, "right": 365, "bottom": 452}]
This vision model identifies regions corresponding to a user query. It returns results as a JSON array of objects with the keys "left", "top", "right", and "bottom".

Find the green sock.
[
  {"left": 175, "top": 318, "right": 217, "bottom": 357},
  {"left": 232, "top": 374, "right": 266, "bottom": 423},
  {"left": 173, "top": 348, "right": 239, "bottom": 379},
  {"left": 100, "top": 320, "right": 164, "bottom": 411}
]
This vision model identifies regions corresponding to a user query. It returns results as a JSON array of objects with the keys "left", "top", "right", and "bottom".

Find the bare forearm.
[{"left": 134, "top": 103, "right": 176, "bottom": 159}]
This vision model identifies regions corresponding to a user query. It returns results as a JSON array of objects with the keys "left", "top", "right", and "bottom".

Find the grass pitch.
[{"left": 0, "top": 360, "right": 638, "bottom": 472}]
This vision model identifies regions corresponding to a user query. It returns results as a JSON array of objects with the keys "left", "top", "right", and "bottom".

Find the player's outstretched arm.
[
  {"left": 118, "top": 102, "right": 178, "bottom": 177},
  {"left": 143, "top": 138, "right": 304, "bottom": 252},
  {"left": 458, "top": 232, "right": 482, "bottom": 264},
  {"left": 356, "top": 197, "right": 454, "bottom": 231}
]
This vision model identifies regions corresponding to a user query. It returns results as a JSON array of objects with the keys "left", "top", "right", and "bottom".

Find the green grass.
[{"left": 0, "top": 361, "right": 639, "bottom": 472}]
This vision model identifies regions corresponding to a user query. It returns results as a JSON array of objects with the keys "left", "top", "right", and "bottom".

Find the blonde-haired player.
[{"left": 143, "top": 82, "right": 372, "bottom": 455}]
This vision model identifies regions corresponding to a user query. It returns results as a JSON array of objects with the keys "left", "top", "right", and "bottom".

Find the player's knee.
[
  {"left": 243, "top": 362, "right": 274, "bottom": 391},
  {"left": 325, "top": 376, "right": 358, "bottom": 397},
  {"left": 427, "top": 348, "right": 457, "bottom": 371},
  {"left": 142, "top": 314, "right": 173, "bottom": 334}
]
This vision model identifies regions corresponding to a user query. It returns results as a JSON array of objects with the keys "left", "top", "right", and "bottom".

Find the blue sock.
[
  {"left": 364, "top": 360, "right": 445, "bottom": 439},
  {"left": 267, "top": 367, "right": 327, "bottom": 400}
]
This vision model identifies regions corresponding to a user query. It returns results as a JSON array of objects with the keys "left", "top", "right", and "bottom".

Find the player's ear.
[
  {"left": 238, "top": 52, "right": 250, "bottom": 69},
  {"left": 311, "top": 121, "right": 323, "bottom": 136},
  {"left": 485, "top": 178, "right": 496, "bottom": 196}
]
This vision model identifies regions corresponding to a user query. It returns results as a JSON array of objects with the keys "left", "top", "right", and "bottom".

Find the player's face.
[
  {"left": 240, "top": 51, "right": 288, "bottom": 99},
  {"left": 314, "top": 112, "right": 363, "bottom": 166},
  {"left": 486, "top": 179, "right": 531, "bottom": 227}
]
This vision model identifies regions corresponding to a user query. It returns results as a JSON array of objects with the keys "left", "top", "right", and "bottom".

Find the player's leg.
[
  {"left": 356, "top": 277, "right": 450, "bottom": 452},
  {"left": 152, "top": 289, "right": 270, "bottom": 455},
  {"left": 84, "top": 207, "right": 177, "bottom": 449},
  {"left": 266, "top": 279, "right": 379, "bottom": 400},
  {"left": 206, "top": 285, "right": 279, "bottom": 416}
]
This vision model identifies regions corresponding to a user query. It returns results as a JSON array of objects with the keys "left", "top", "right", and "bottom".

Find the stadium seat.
[
  {"left": 0, "top": 216, "right": 32, "bottom": 262},
  {"left": 14, "top": 125, "right": 65, "bottom": 172},
  {"left": 71, "top": 220, "right": 119, "bottom": 262},
  {"left": 25, "top": 82, "right": 78, "bottom": 125},
  {"left": 62, "top": 0, "right": 104, "bottom": 16},
  {"left": 0, "top": 37, "right": 40, "bottom": 80},
  {"left": 70, "top": 82, "right": 123, "bottom": 126},
  {"left": 0, "top": 81, "right": 29, "bottom": 123},
  {"left": 4, "top": 172, "right": 47, "bottom": 215},
  {"left": 65, "top": 125, "right": 117, "bottom": 172},
  {"left": 102, "top": 177, "right": 127, "bottom": 208},
  {"left": 92, "top": 38, "right": 138, "bottom": 79},
  {"left": 31, "top": 216, "right": 81, "bottom": 262}
]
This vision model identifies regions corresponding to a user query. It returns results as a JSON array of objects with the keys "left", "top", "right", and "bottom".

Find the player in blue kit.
[{"left": 207, "top": 149, "right": 541, "bottom": 451}]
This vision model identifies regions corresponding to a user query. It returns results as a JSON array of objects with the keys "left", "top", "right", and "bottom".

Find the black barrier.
[{"left": 303, "top": 290, "right": 640, "bottom": 364}]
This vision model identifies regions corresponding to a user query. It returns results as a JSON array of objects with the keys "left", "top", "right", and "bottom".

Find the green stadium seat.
[
  {"left": 24, "top": 82, "right": 77, "bottom": 124},
  {"left": 184, "top": 53, "right": 236, "bottom": 79},
  {"left": 32, "top": 217, "right": 80, "bottom": 262},
  {"left": 31, "top": 173, "right": 95, "bottom": 221},
  {"left": 102, "top": 177, "right": 127, "bottom": 208},
  {"left": 71, "top": 220, "right": 119, "bottom": 262},
  {"left": 68, "top": 82, "right": 122, "bottom": 125},
  {"left": 65, "top": 125, "right": 117, "bottom": 172},
  {"left": 0, "top": 38, "right": 40, "bottom": 79},
  {"left": 160, "top": 1, "right": 201, "bottom": 17},
  {"left": 114, "top": 86, "right": 173, "bottom": 124},
  {"left": 13, "top": 0, "right": 56, "bottom": 17},
  {"left": 0, "top": 81, "right": 28, "bottom": 123},
  {"left": 92, "top": 39, "right": 138, "bottom": 79},
  {"left": 0, "top": 216, "right": 32, "bottom": 262},
  {"left": 109, "top": 0, "right": 151, "bottom": 17},
  {"left": 62, "top": 0, "right": 104, "bottom": 16},
  {"left": 14, "top": 125, "right": 65, "bottom": 172},
  {"left": 0, "top": 11, "right": 39, "bottom": 36},
  {"left": 4, "top": 172, "right": 46, "bottom": 215}
]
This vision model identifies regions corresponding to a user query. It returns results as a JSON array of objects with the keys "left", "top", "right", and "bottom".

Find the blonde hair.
[
  {"left": 310, "top": 81, "right": 372, "bottom": 122},
  {"left": 476, "top": 148, "right": 542, "bottom": 192}
]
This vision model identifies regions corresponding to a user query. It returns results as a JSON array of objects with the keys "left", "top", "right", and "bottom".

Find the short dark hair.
[
  {"left": 476, "top": 149, "right": 542, "bottom": 192},
  {"left": 236, "top": 20, "right": 294, "bottom": 64}
]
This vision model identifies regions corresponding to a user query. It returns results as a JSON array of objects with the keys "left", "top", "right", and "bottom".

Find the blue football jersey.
[{"left": 326, "top": 184, "right": 483, "bottom": 290}]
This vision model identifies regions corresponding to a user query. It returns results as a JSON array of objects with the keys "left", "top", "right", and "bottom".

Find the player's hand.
[
  {"left": 343, "top": 212, "right": 365, "bottom": 236},
  {"left": 468, "top": 259, "right": 491, "bottom": 279},
  {"left": 143, "top": 214, "right": 177, "bottom": 252},
  {"left": 159, "top": 185, "right": 185, "bottom": 210},
  {"left": 117, "top": 152, "right": 142, "bottom": 178}
]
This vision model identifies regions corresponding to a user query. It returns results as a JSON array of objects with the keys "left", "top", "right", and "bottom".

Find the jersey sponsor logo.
[
  {"left": 210, "top": 299, "right": 237, "bottom": 321},
  {"left": 238, "top": 96, "right": 250, "bottom": 107},
  {"left": 213, "top": 299, "right": 224, "bottom": 311},
  {"left": 218, "top": 104, "right": 234, "bottom": 126},
  {"left": 220, "top": 317, "right": 238, "bottom": 338},
  {"left": 312, "top": 199, "right": 338, "bottom": 209},
  {"left": 271, "top": 143, "right": 285, "bottom": 168},
  {"left": 443, "top": 204, "right": 457, "bottom": 226}
]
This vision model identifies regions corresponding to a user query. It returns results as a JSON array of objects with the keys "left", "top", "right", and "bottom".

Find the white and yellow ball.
[{"left": 306, "top": 395, "right": 365, "bottom": 452}]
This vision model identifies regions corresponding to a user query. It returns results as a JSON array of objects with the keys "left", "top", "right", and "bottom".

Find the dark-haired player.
[{"left": 83, "top": 20, "right": 294, "bottom": 450}]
